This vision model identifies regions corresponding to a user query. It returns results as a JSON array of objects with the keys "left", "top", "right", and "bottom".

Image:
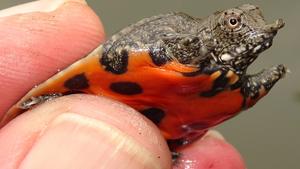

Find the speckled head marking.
[{"left": 207, "top": 4, "right": 284, "bottom": 74}]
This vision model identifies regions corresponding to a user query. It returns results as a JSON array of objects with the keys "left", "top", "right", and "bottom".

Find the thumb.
[{"left": 0, "top": 95, "right": 171, "bottom": 169}]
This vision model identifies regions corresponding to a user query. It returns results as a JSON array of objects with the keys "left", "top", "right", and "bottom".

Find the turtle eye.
[
  {"left": 229, "top": 18, "right": 238, "bottom": 26},
  {"left": 225, "top": 15, "right": 241, "bottom": 29}
]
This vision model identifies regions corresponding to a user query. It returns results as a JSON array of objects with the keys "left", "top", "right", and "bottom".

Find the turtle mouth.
[
  {"left": 249, "top": 18, "right": 284, "bottom": 54},
  {"left": 245, "top": 19, "right": 286, "bottom": 78},
  {"left": 239, "top": 19, "right": 284, "bottom": 70}
]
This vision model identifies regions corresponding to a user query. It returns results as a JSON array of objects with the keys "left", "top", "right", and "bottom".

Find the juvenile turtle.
[{"left": 2, "top": 4, "right": 286, "bottom": 150}]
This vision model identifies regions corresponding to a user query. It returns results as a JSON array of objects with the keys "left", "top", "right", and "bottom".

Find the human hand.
[{"left": 0, "top": 0, "right": 246, "bottom": 168}]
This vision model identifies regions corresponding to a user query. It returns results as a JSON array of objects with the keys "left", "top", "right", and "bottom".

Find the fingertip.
[
  {"left": 0, "top": 0, "right": 87, "bottom": 17},
  {"left": 174, "top": 131, "right": 246, "bottom": 169}
]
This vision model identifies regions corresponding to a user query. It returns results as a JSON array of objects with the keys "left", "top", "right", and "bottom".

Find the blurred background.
[{"left": 0, "top": 1, "right": 299, "bottom": 168}]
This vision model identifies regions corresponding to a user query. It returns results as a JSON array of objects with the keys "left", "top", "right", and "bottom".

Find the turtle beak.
[{"left": 264, "top": 19, "right": 285, "bottom": 33}]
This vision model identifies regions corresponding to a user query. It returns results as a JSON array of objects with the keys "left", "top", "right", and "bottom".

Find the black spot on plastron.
[
  {"left": 64, "top": 73, "right": 89, "bottom": 90},
  {"left": 149, "top": 47, "right": 170, "bottom": 66},
  {"left": 140, "top": 107, "right": 165, "bottom": 125},
  {"left": 100, "top": 48, "right": 129, "bottom": 74},
  {"left": 200, "top": 71, "right": 228, "bottom": 97},
  {"left": 110, "top": 82, "right": 143, "bottom": 95}
]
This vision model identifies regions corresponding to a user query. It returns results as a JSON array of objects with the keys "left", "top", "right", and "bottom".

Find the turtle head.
[{"left": 209, "top": 4, "right": 284, "bottom": 74}]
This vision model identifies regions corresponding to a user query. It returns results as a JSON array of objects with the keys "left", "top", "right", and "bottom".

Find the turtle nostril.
[
  {"left": 276, "top": 19, "right": 285, "bottom": 29},
  {"left": 264, "top": 19, "right": 285, "bottom": 33}
]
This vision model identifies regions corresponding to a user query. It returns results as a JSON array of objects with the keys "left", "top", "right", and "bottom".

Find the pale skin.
[{"left": 0, "top": 0, "right": 246, "bottom": 169}]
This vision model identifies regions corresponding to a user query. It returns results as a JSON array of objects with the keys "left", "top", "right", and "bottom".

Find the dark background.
[{"left": 0, "top": 1, "right": 299, "bottom": 169}]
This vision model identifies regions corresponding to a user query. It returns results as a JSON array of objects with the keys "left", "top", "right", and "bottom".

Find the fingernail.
[
  {"left": 0, "top": 0, "right": 87, "bottom": 17},
  {"left": 19, "top": 113, "right": 164, "bottom": 169}
]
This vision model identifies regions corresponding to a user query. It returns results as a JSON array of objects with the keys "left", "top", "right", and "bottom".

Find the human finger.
[
  {"left": 0, "top": 94, "right": 171, "bottom": 169},
  {"left": 0, "top": 0, "right": 105, "bottom": 116}
]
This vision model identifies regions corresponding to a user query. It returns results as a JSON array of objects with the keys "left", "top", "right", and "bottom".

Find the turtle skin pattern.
[{"left": 3, "top": 4, "right": 286, "bottom": 149}]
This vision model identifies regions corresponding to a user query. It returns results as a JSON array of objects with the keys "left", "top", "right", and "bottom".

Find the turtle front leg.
[
  {"left": 241, "top": 64, "right": 287, "bottom": 108},
  {"left": 19, "top": 93, "right": 63, "bottom": 110}
]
